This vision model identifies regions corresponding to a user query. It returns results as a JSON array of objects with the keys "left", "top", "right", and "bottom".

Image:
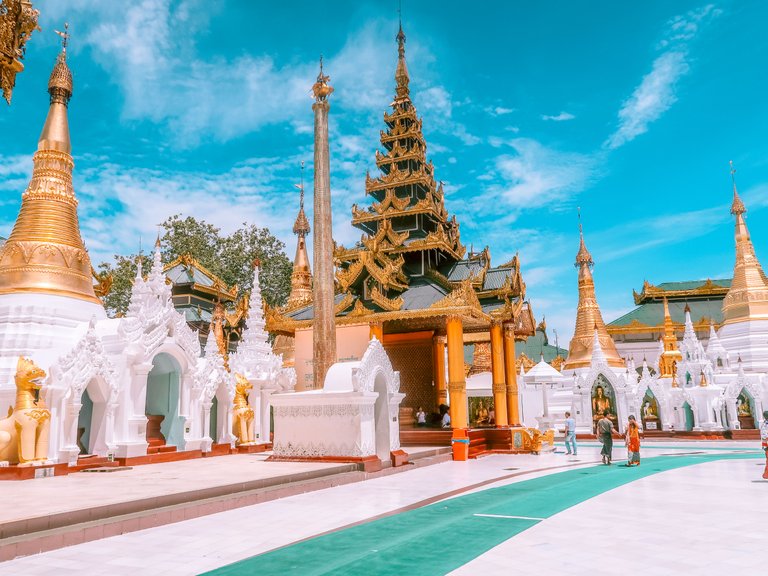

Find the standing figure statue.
[
  {"left": 232, "top": 374, "right": 255, "bottom": 446},
  {"left": 0, "top": 356, "right": 50, "bottom": 465}
]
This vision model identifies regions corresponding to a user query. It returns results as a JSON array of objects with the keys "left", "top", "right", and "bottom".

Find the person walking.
[
  {"left": 564, "top": 411, "right": 577, "bottom": 456},
  {"left": 624, "top": 415, "right": 641, "bottom": 466},
  {"left": 596, "top": 410, "right": 614, "bottom": 465},
  {"left": 761, "top": 410, "right": 768, "bottom": 480}
]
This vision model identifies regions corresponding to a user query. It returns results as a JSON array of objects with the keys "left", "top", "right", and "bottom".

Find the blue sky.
[{"left": 1, "top": 0, "right": 768, "bottom": 346}]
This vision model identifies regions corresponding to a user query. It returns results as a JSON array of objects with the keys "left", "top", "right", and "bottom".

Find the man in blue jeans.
[{"left": 564, "top": 411, "right": 577, "bottom": 455}]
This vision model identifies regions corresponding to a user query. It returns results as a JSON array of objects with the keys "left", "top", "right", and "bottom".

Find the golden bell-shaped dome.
[{"left": 0, "top": 47, "right": 100, "bottom": 305}]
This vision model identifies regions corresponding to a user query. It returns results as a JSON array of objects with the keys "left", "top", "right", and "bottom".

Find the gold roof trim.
[
  {"left": 370, "top": 285, "right": 403, "bottom": 311},
  {"left": 633, "top": 278, "right": 729, "bottom": 305},
  {"left": 163, "top": 253, "right": 239, "bottom": 300}
]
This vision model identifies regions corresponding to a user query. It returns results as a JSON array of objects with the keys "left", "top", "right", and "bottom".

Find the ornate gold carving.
[
  {"left": 370, "top": 285, "right": 403, "bottom": 311},
  {"left": 347, "top": 299, "right": 374, "bottom": 318},
  {"left": 0, "top": 0, "right": 39, "bottom": 104},
  {"left": 334, "top": 291, "right": 355, "bottom": 314},
  {"left": 232, "top": 374, "right": 255, "bottom": 445}
]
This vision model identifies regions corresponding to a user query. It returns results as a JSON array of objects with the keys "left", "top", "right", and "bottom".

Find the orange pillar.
[
  {"left": 490, "top": 321, "right": 508, "bottom": 426},
  {"left": 369, "top": 321, "right": 384, "bottom": 341},
  {"left": 503, "top": 322, "right": 520, "bottom": 426},
  {"left": 433, "top": 335, "right": 447, "bottom": 409},
  {"left": 446, "top": 315, "right": 467, "bottom": 429}
]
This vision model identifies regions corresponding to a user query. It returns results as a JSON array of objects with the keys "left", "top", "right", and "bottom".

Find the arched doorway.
[
  {"left": 736, "top": 389, "right": 756, "bottom": 429},
  {"left": 641, "top": 389, "right": 661, "bottom": 432},
  {"left": 373, "top": 372, "right": 391, "bottom": 461},
  {"left": 145, "top": 353, "right": 183, "bottom": 449},
  {"left": 682, "top": 401, "right": 694, "bottom": 431},
  {"left": 77, "top": 389, "right": 93, "bottom": 454},
  {"left": 591, "top": 375, "right": 617, "bottom": 432},
  {"left": 76, "top": 378, "right": 110, "bottom": 456},
  {"left": 209, "top": 396, "right": 218, "bottom": 441}
]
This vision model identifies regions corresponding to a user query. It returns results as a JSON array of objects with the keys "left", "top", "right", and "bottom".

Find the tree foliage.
[{"left": 98, "top": 215, "right": 292, "bottom": 317}]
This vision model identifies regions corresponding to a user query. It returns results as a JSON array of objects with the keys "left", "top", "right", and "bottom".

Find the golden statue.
[
  {"left": 0, "top": 356, "right": 50, "bottom": 465},
  {"left": 232, "top": 374, "right": 255, "bottom": 446}
]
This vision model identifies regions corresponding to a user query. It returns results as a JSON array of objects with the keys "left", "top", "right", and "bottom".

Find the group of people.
[{"left": 563, "top": 410, "right": 641, "bottom": 466}]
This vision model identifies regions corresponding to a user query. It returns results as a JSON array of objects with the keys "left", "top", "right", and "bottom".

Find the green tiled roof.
[
  {"left": 608, "top": 299, "right": 723, "bottom": 328},
  {"left": 515, "top": 327, "right": 567, "bottom": 361},
  {"left": 653, "top": 279, "right": 731, "bottom": 291},
  {"left": 165, "top": 262, "right": 218, "bottom": 287}
]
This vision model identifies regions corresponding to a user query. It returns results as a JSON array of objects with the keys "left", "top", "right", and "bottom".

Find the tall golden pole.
[
  {"left": 433, "top": 335, "right": 447, "bottom": 409},
  {"left": 310, "top": 59, "right": 336, "bottom": 389},
  {"left": 446, "top": 315, "right": 467, "bottom": 429},
  {"left": 490, "top": 320, "right": 508, "bottom": 426},
  {"left": 503, "top": 322, "right": 520, "bottom": 426}
]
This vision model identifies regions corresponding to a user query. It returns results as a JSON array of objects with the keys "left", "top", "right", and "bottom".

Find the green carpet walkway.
[{"left": 204, "top": 452, "right": 760, "bottom": 576}]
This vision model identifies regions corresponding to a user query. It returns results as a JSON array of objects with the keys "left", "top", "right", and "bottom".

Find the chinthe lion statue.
[
  {"left": 0, "top": 357, "right": 50, "bottom": 466},
  {"left": 232, "top": 374, "right": 255, "bottom": 446}
]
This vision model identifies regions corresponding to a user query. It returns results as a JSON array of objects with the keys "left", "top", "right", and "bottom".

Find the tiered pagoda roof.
[
  {"left": 163, "top": 253, "right": 247, "bottom": 350},
  {"left": 268, "top": 25, "right": 534, "bottom": 338}
]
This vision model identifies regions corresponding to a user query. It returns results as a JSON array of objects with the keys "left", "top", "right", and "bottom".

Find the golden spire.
[
  {"left": 0, "top": 31, "right": 101, "bottom": 305},
  {"left": 394, "top": 22, "right": 410, "bottom": 100},
  {"left": 287, "top": 162, "right": 312, "bottom": 308},
  {"left": 564, "top": 212, "right": 625, "bottom": 370},
  {"left": 658, "top": 297, "right": 682, "bottom": 377},
  {"left": 722, "top": 161, "right": 768, "bottom": 323}
]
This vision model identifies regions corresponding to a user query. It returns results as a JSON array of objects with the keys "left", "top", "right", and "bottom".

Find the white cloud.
[
  {"left": 489, "top": 138, "right": 599, "bottom": 210},
  {"left": 604, "top": 4, "right": 721, "bottom": 149},
  {"left": 604, "top": 51, "right": 689, "bottom": 149},
  {"left": 485, "top": 106, "right": 515, "bottom": 116},
  {"left": 541, "top": 111, "right": 575, "bottom": 122}
]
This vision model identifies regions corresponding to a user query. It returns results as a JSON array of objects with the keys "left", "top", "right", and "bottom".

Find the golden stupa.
[
  {"left": 564, "top": 220, "right": 625, "bottom": 370},
  {"left": 721, "top": 164, "right": 768, "bottom": 323},
  {"left": 0, "top": 38, "right": 101, "bottom": 305}
]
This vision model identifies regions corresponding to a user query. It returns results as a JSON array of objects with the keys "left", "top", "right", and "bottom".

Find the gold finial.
[
  {"left": 292, "top": 161, "right": 311, "bottom": 237},
  {"left": 729, "top": 160, "right": 746, "bottom": 216},
  {"left": 311, "top": 55, "right": 334, "bottom": 102},
  {"left": 574, "top": 207, "right": 593, "bottom": 268},
  {"left": 54, "top": 22, "right": 69, "bottom": 52},
  {"left": 252, "top": 258, "right": 261, "bottom": 269},
  {"left": 48, "top": 23, "right": 73, "bottom": 105},
  {"left": 394, "top": 18, "right": 410, "bottom": 100}
]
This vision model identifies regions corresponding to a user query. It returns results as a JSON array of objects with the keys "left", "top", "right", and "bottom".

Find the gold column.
[
  {"left": 503, "top": 322, "right": 520, "bottom": 426},
  {"left": 432, "top": 335, "right": 447, "bottom": 408},
  {"left": 446, "top": 315, "right": 467, "bottom": 429},
  {"left": 490, "top": 321, "right": 508, "bottom": 426},
  {"left": 369, "top": 321, "right": 384, "bottom": 341},
  {"left": 311, "top": 62, "right": 336, "bottom": 388}
]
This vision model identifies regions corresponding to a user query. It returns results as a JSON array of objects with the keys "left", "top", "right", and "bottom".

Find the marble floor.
[{"left": 0, "top": 441, "right": 764, "bottom": 575}]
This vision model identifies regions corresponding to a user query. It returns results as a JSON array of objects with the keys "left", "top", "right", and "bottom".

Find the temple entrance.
[
  {"left": 76, "top": 379, "right": 109, "bottom": 456},
  {"left": 145, "top": 353, "right": 183, "bottom": 450},
  {"left": 77, "top": 389, "right": 93, "bottom": 454},
  {"left": 210, "top": 396, "right": 218, "bottom": 441},
  {"left": 591, "top": 375, "right": 617, "bottom": 432},
  {"left": 641, "top": 389, "right": 661, "bottom": 431},
  {"left": 736, "top": 389, "right": 755, "bottom": 429},
  {"left": 373, "top": 372, "right": 391, "bottom": 461},
  {"left": 682, "top": 401, "right": 694, "bottom": 431}
]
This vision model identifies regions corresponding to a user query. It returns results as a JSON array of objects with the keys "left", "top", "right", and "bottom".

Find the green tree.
[{"left": 98, "top": 215, "right": 292, "bottom": 317}]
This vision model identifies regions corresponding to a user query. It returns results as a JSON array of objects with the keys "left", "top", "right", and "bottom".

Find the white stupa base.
[{"left": 718, "top": 319, "right": 768, "bottom": 372}]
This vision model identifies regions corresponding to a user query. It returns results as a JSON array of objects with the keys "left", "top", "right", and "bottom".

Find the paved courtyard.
[{"left": 0, "top": 441, "right": 765, "bottom": 575}]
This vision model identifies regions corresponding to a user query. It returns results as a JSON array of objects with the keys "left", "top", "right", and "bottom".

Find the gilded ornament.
[{"left": 0, "top": 356, "right": 50, "bottom": 465}]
